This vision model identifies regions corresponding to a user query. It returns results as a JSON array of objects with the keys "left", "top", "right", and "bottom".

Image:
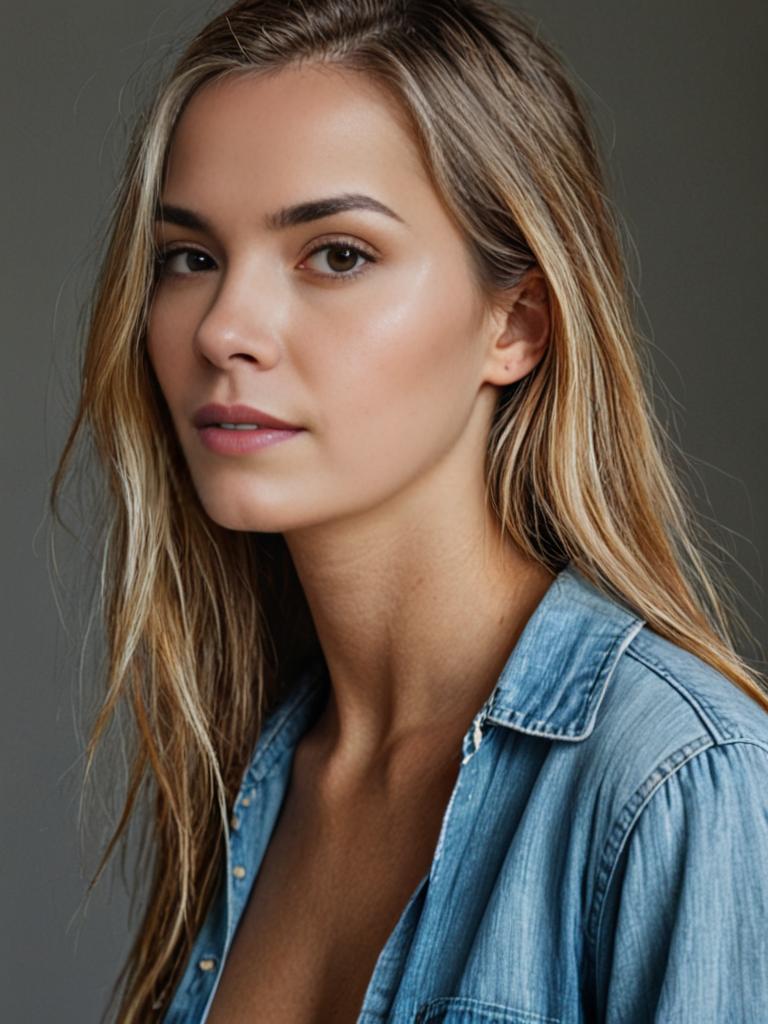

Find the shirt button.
[
  {"left": 230, "top": 814, "right": 240, "bottom": 829},
  {"left": 198, "top": 957, "right": 217, "bottom": 972},
  {"left": 240, "top": 796, "right": 251, "bottom": 807},
  {"left": 233, "top": 864, "right": 247, "bottom": 879}
]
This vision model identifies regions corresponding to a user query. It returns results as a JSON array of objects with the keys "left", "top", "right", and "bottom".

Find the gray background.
[{"left": 2, "top": 1, "right": 766, "bottom": 1020}]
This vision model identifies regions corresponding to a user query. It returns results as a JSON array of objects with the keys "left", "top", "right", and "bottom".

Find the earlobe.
[{"left": 482, "top": 267, "right": 550, "bottom": 387}]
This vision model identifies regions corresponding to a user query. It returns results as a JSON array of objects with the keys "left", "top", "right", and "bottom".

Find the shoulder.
[
  {"left": 590, "top": 618, "right": 768, "bottom": 837},
  {"left": 624, "top": 624, "right": 768, "bottom": 746},
  {"left": 579, "top": 626, "right": 768, "bottom": 977},
  {"left": 574, "top": 622, "right": 768, "bottom": 906},
  {"left": 583, "top": 622, "right": 768, "bottom": 796}
]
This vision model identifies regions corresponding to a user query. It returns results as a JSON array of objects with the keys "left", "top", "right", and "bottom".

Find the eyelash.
[{"left": 153, "top": 236, "right": 378, "bottom": 282}]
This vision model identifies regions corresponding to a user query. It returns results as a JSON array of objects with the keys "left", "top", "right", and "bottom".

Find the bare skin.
[
  {"left": 205, "top": 711, "right": 467, "bottom": 1023},
  {"left": 148, "top": 62, "right": 554, "bottom": 1023}
]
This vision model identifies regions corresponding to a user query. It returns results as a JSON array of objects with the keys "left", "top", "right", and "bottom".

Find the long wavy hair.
[{"left": 49, "top": 0, "right": 768, "bottom": 1019}]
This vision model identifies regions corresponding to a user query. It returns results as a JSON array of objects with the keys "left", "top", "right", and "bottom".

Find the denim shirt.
[{"left": 160, "top": 563, "right": 768, "bottom": 1023}]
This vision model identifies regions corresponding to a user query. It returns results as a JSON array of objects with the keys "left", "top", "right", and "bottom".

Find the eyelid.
[
  {"left": 153, "top": 244, "right": 216, "bottom": 279},
  {"left": 300, "top": 234, "right": 379, "bottom": 280},
  {"left": 303, "top": 233, "right": 378, "bottom": 259},
  {"left": 154, "top": 233, "right": 380, "bottom": 280}
]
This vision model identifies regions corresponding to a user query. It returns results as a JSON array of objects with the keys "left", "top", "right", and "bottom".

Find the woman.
[{"left": 50, "top": 1, "right": 768, "bottom": 1021}]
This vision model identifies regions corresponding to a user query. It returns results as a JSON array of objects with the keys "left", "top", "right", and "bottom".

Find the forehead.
[{"left": 161, "top": 63, "right": 433, "bottom": 210}]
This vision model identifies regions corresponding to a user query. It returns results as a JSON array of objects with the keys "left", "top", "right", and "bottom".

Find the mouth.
[
  {"left": 207, "top": 422, "right": 280, "bottom": 430},
  {"left": 196, "top": 422, "right": 305, "bottom": 455},
  {"left": 192, "top": 402, "right": 304, "bottom": 432}
]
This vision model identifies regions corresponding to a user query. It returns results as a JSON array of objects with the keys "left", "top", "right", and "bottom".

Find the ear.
[{"left": 481, "top": 267, "right": 550, "bottom": 387}]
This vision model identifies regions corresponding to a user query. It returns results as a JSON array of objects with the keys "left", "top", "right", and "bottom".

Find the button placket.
[
  {"left": 172, "top": 675, "right": 329, "bottom": 1022},
  {"left": 230, "top": 785, "right": 256, "bottom": 883}
]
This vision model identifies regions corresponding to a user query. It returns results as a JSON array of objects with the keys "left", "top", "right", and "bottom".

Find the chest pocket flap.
[{"left": 414, "top": 996, "right": 560, "bottom": 1024}]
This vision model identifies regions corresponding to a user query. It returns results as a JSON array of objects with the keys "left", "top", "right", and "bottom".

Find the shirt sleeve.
[{"left": 593, "top": 740, "right": 768, "bottom": 1022}]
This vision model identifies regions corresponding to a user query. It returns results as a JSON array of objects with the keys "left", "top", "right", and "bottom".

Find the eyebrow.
[{"left": 153, "top": 192, "right": 406, "bottom": 232}]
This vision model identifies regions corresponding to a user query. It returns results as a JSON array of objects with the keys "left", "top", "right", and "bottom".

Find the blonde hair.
[{"left": 49, "top": 0, "right": 767, "bottom": 1019}]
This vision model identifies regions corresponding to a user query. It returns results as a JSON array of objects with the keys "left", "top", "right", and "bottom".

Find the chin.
[
  {"left": 194, "top": 491, "right": 306, "bottom": 535},
  {"left": 201, "top": 503, "right": 281, "bottom": 534}
]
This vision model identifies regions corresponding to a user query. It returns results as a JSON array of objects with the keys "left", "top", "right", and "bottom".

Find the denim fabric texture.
[{"left": 160, "top": 563, "right": 768, "bottom": 1022}]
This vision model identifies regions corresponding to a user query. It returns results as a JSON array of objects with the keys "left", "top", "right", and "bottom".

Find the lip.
[
  {"left": 192, "top": 402, "right": 305, "bottom": 456},
  {"left": 192, "top": 402, "right": 303, "bottom": 430}
]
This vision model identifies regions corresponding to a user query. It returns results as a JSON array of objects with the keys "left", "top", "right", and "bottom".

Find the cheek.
[
  {"left": 309, "top": 261, "right": 483, "bottom": 469},
  {"left": 145, "top": 295, "right": 195, "bottom": 403},
  {"left": 145, "top": 300, "right": 172, "bottom": 386}
]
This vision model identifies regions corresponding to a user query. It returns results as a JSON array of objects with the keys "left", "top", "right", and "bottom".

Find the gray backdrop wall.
[{"left": 3, "top": 1, "right": 766, "bottom": 1021}]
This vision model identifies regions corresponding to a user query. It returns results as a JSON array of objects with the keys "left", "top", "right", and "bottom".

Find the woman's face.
[{"left": 148, "top": 65, "right": 516, "bottom": 534}]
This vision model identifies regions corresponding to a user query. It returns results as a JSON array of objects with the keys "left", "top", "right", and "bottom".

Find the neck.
[{"left": 283, "top": 488, "right": 555, "bottom": 772}]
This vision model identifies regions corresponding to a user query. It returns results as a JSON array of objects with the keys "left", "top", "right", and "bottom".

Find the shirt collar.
[
  {"left": 256, "top": 561, "right": 647, "bottom": 777},
  {"left": 485, "top": 562, "right": 646, "bottom": 741}
]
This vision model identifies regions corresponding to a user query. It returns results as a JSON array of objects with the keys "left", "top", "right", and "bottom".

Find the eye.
[
  {"left": 300, "top": 238, "right": 378, "bottom": 281},
  {"left": 152, "top": 237, "right": 378, "bottom": 282},
  {"left": 154, "top": 246, "right": 216, "bottom": 278}
]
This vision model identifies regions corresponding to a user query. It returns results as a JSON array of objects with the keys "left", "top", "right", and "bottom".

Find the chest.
[{"left": 204, "top": 748, "right": 460, "bottom": 1024}]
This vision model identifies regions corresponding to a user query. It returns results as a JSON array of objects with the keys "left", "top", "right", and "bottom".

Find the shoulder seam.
[
  {"left": 625, "top": 639, "right": 735, "bottom": 742},
  {"left": 586, "top": 735, "right": 712, "bottom": 970},
  {"left": 586, "top": 736, "right": 768, "bottom": 984}
]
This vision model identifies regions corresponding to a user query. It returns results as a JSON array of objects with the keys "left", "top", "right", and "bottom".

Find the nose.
[{"left": 193, "top": 265, "right": 282, "bottom": 370}]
